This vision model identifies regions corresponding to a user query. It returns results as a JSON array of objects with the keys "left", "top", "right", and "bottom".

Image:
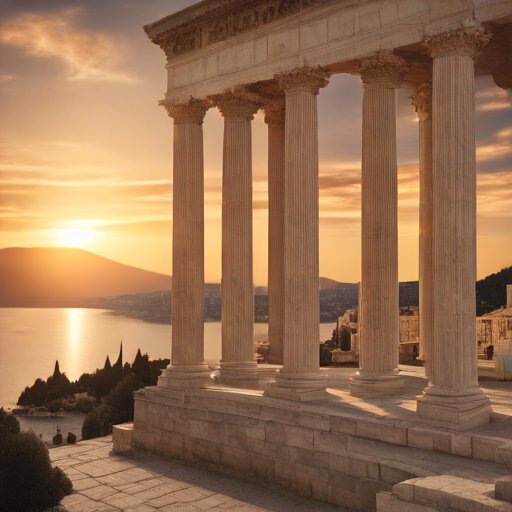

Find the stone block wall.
[
  {"left": 132, "top": 388, "right": 439, "bottom": 511},
  {"left": 132, "top": 387, "right": 512, "bottom": 510}
]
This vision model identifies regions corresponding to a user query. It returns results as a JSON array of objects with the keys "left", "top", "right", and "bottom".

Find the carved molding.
[
  {"left": 355, "top": 51, "right": 410, "bottom": 89},
  {"left": 209, "top": 89, "right": 262, "bottom": 119},
  {"left": 424, "top": 23, "right": 491, "bottom": 59},
  {"left": 146, "top": 0, "right": 329, "bottom": 59},
  {"left": 159, "top": 98, "right": 210, "bottom": 124},
  {"left": 275, "top": 66, "right": 331, "bottom": 95},
  {"left": 411, "top": 82, "right": 432, "bottom": 122}
]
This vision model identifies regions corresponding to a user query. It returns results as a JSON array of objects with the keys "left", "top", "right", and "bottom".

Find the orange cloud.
[
  {"left": 477, "top": 128, "right": 512, "bottom": 161},
  {"left": 0, "top": 10, "right": 136, "bottom": 83}
]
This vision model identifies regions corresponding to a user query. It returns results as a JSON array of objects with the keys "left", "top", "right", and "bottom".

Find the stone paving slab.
[{"left": 50, "top": 437, "right": 352, "bottom": 512}]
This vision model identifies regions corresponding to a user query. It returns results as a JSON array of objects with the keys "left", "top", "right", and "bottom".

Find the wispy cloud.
[
  {"left": 477, "top": 127, "right": 512, "bottom": 162},
  {"left": 476, "top": 87, "right": 510, "bottom": 112},
  {"left": 0, "top": 10, "right": 137, "bottom": 83}
]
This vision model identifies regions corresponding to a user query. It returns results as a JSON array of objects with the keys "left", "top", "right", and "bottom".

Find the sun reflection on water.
[{"left": 66, "top": 308, "right": 83, "bottom": 375}]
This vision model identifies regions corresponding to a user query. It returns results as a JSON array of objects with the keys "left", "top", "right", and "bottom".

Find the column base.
[
  {"left": 416, "top": 385, "right": 491, "bottom": 431},
  {"left": 158, "top": 364, "right": 212, "bottom": 389},
  {"left": 265, "top": 372, "right": 329, "bottom": 402},
  {"left": 216, "top": 361, "right": 259, "bottom": 386},
  {"left": 349, "top": 369, "right": 404, "bottom": 397},
  {"left": 267, "top": 354, "right": 284, "bottom": 366}
]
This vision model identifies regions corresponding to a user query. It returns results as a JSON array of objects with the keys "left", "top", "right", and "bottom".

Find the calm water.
[{"left": 0, "top": 308, "right": 335, "bottom": 408}]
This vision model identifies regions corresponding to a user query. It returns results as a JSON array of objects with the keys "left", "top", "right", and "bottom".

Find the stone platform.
[
  {"left": 130, "top": 366, "right": 512, "bottom": 511},
  {"left": 49, "top": 436, "right": 350, "bottom": 512}
]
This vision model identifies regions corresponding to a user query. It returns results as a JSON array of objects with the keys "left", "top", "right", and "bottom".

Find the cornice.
[{"left": 144, "top": 0, "right": 329, "bottom": 59}]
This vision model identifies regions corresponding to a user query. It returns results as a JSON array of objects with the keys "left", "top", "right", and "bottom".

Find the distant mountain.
[
  {"left": 319, "top": 277, "right": 357, "bottom": 290},
  {"left": 0, "top": 247, "right": 173, "bottom": 307},
  {"left": 476, "top": 266, "right": 512, "bottom": 313}
]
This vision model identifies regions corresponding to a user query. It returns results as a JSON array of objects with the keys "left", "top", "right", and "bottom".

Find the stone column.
[
  {"left": 417, "top": 24, "right": 492, "bottom": 430},
  {"left": 266, "top": 66, "right": 331, "bottom": 402},
  {"left": 211, "top": 91, "right": 262, "bottom": 384},
  {"left": 349, "top": 52, "right": 409, "bottom": 397},
  {"left": 265, "top": 102, "right": 286, "bottom": 366},
  {"left": 158, "top": 98, "right": 212, "bottom": 389},
  {"left": 412, "top": 83, "right": 433, "bottom": 374}
]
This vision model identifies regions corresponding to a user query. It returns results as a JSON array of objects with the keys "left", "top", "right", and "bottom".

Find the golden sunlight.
[{"left": 57, "top": 228, "right": 98, "bottom": 248}]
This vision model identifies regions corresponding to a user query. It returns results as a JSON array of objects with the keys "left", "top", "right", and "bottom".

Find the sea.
[{"left": 0, "top": 308, "right": 336, "bottom": 408}]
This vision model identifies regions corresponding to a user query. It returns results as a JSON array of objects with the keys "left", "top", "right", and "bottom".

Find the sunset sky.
[{"left": 1, "top": 0, "right": 511, "bottom": 286}]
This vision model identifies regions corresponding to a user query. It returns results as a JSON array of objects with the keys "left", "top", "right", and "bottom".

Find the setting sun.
[{"left": 58, "top": 228, "right": 97, "bottom": 248}]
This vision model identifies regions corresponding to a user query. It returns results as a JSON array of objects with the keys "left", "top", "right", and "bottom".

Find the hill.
[
  {"left": 0, "top": 247, "right": 173, "bottom": 306},
  {"left": 476, "top": 265, "right": 512, "bottom": 314},
  {"left": 319, "top": 277, "right": 357, "bottom": 290}
]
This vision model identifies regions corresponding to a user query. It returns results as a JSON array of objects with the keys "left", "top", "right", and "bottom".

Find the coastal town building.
[{"left": 124, "top": 1, "right": 512, "bottom": 510}]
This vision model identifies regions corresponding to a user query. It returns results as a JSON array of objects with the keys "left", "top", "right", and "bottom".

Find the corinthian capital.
[
  {"left": 424, "top": 22, "right": 491, "bottom": 59},
  {"left": 159, "top": 98, "right": 209, "bottom": 124},
  {"left": 355, "top": 51, "right": 410, "bottom": 89},
  {"left": 275, "top": 66, "right": 331, "bottom": 95},
  {"left": 411, "top": 82, "right": 432, "bottom": 122},
  {"left": 264, "top": 101, "right": 285, "bottom": 127},
  {"left": 209, "top": 88, "right": 262, "bottom": 120}
]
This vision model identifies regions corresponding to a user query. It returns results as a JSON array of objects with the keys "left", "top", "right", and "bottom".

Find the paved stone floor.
[{"left": 50, "top": 437, "right": 352, "bottom": 512}]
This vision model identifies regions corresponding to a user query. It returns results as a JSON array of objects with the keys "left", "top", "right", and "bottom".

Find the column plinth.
[
  {"left": 265, "top": 104, "right": 285, "bottom": 366},
  {"left": 349, "top": 52, "right": 409, "bottom": 397},
  {"left": 265, "top": 66, "right": 331, "bottom": 402},
  {"left": 416, "top": 24, "right": 492, "bottom": 431},
  {"left": 210, "top": 90, "right": 262, "bottom": 385},
  {"left": 158, "top": 98, "right": 212, "bottom": 389},
  {"left": 412, "top": 83, "right": 433, "bottom": 374}
]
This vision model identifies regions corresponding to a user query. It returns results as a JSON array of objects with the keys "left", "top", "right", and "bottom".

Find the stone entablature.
[
  {"left": 144, "top": 0, "right": 330, "bottom": 59},
  {"left": 144, "top": 0, "right": 512, "bottom": 102}
]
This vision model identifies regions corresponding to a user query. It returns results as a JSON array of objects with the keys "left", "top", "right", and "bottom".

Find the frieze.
[
  {"left": 355, "top": 51, "right": 410, "bottom": 89},
  {"left": 146, "top": 0, "right": 329, "bottom": 59},
  {"left": 275, "top": 66, "right": 331, "bottom": 95},
  {"left": 411, "top": 82, "right": 432, "bottom": 122},
  {"left": 159, "top": 98, "right": 210, "bottom": 124},
  {"left": 424, "top": 22, "right": 491, "bottom": 59}
]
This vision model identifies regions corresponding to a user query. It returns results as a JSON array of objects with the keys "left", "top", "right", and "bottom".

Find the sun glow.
[{"left": 58, "top": 228, "right": 98, "bottom": 247}]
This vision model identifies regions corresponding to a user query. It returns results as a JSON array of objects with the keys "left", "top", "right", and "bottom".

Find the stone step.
[{"left": 377, "top": 476, "right": 512, "bottom": 512}]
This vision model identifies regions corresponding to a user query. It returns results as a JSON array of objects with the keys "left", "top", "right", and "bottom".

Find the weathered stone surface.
[{"left": 496, "top": 476, "right": 512, "bottom": 503}]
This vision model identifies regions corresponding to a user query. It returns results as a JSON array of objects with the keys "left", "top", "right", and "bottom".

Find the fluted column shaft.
[
  {"left": 157, "top": 99, "right": 211, "bottom": 389},
  {"left": 222, "top": 116, "right": 254, "bottom": 365},
  {"left": 360, "top": 86, "right": 399, "bottom": 372},
  {"left": 417, "top": 24, "right": 491, "bottom": 430},
  {"left": 211, "top": 91, "right": 261, "bottom": 382},
  {"left": 266, "top": 66, "right": 330, "bottom": 402},
  {"left": 266, "top": 106, "right": 285, "bottom": 365},
  {"left": 413, "top": 84, "right": 433, "bottom": 372},
  {"left": 349, "top": 52, "right": 409, "bottom": 397},
  {"left": 172, "top": 123, "right": 205, "bottom": 365}
]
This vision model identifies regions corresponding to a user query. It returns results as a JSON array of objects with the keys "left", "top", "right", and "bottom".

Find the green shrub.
[
  {"left": 46, "top": 399, "right": 63, "bottom": 414},
  {"left": 0, "top": 407, "right": 20, "bottom": 437},
  {"left": 81, "top": 374, "right": 142, "bottom": 440},
  {"left": 0, "top": 410, "right": 72, "bottom": 511},
  {"left": 74, "top": 395, "right": 97, "bottom": 414},
  {"left": 81, "top": 403, "right": 113, "bottom": 440}
]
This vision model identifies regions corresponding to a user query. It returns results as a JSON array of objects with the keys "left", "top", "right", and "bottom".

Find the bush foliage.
[{"left": 0, "top": 408, "right": 72, "bottom": 511}]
